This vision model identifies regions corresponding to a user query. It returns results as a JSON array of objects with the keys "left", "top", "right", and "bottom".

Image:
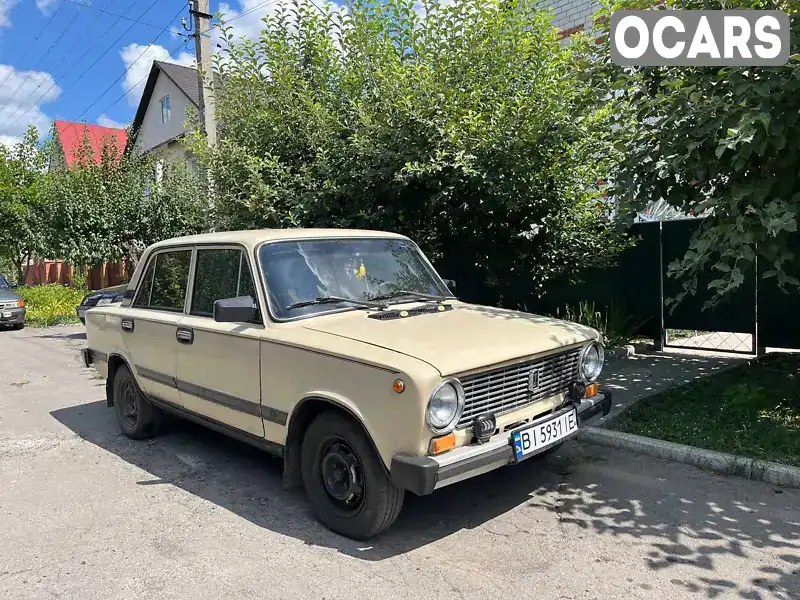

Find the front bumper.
[
  {"left": 0, "top": 307, "right": 25, "bottom": 325},
  {"left": 391, "top": 391, "right": 612, "bottom": 496}
]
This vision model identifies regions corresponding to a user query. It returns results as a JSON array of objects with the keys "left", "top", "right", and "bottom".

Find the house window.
[{"left": 160, "top": 95, "right": 171, "bottom": 124}]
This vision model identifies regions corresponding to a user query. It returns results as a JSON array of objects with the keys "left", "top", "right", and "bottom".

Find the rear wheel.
[
  {"left": 113, "top": 365, "right": 162, "bottom": 439},
  {"left": 301, "top": 411, "right": 404, "bottom": 540}
]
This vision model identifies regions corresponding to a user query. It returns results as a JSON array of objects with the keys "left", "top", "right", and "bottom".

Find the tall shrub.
[
  {"left": 595, "top": 0, "right": 800, "bottom": 307},
  {"left": 192, "top": 0, "right": 631, "bottom": 306}
]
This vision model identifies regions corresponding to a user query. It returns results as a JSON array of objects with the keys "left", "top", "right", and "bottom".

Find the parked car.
[
  {"left": 0, "top": 274, "right": 25, "bottom": 330},
  {"left": 82, "top": 229, "right": 610, "bottom": 539},
  {"left": 76, "top": 284, "right": 127, "bottom": 325}
]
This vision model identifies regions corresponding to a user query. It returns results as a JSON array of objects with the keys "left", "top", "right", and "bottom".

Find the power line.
[
  {"left": 60, "top": 0, "right": 165, "bottom": 30},
  {"left": 0, "top": 0, "right": 67, "bottom": 90},
  {"left": 58, "top": 5, "right": 189, "bottom": 139},
  {"left": 0, "top": 1, "right": 89, "bottom": 126},
  {"left": 224, "top": 0, "right": 277, "bottom": 25},
  {"left": 94, "top": 39, "right": 191, "bottom": 123},
  {"left": 3, "top": 0, "right": 118, "bottom": 130},
  {"left": 7, "top": 0, "right": 170, "bottom": 134}
]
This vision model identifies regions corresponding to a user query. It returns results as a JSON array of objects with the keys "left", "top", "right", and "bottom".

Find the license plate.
[
  {"left": 511, "top": 409, "right": 578, "bottom": 461},
  {"left": 1, "top": 312, "right": 11, "bottom": 318}
]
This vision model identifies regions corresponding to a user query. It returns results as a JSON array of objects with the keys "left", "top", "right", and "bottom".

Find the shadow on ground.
[
  {"left": 598, "top": 350, "right": 748, "bottom": 423},
  {"left": 51, "top": 400, "right": 800, "bottom": 599},
  {"left": 33, "top": 330, "right": 86, "bottom": 341}
]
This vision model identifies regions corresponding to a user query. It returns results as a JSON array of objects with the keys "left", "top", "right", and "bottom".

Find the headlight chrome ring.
[
  {"left": 579, "top": 341, "right": 605, "bottom": 383},
  {"left": 426, "top": 378, "right": 465, "bottom": 434}
]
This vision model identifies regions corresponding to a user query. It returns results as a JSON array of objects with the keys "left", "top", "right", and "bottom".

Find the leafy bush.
[
  {"left": 17, "top": 285, "right": 84, "bottom": 327},
  {"left": 555, "top": 301, "right": 647, "bottom": 349},
  {"left": 594, "top": 0, "right": 800, "bottom": 306},
  {"left": 193, "top": 0, "right": 631, "bottom": 307}
]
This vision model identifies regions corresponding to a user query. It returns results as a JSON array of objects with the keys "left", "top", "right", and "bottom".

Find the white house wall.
[
  {"left": 541, "top": 0, "right": 599, "bottom": 33},
  {"left": 137, "top": 72, "right": 195, "bottom": 154}
]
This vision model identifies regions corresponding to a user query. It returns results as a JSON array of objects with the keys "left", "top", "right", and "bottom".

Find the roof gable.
[
  {"left": 53, "top": 121, "right": 127, "bottom": 168},
  {"left": 130, "top": 61, "right": 199, "bottom": 137}
]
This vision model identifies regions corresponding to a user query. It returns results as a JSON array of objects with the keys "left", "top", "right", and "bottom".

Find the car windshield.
[
  {"left": 258, "top": 238, "right": 452, "bottom": 319},
  {"left": 0, "top": 275, "right": 9, "bottom": 289}
]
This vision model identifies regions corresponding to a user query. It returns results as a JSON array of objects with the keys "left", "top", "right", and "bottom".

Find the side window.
[
  {"left": 133, "top": 258, "right": 156, "bottom": 308},
  {"left": 133, "top": 250, "right": 191, "bottom": 311},
  {"left": 191, "top": 249, "right": 259, "bottom": 319}
]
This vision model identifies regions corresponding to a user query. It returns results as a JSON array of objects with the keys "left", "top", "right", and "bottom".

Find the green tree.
[
  {"left": 0, "top": 127, "right": 47, "bottom": 283},
  {"left": 596, "top": 0, "right": 800, "bottom": 307},
  {"left": 191, "top": 0, "right": 631, "bottom": 306},
  {"left": 43, "top": 132, "right": 207, "bottom": 274}
]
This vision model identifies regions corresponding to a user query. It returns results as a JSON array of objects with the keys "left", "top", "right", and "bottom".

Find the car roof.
[{"left": 148, "top": 228, "right": 410, "bottom": 252}]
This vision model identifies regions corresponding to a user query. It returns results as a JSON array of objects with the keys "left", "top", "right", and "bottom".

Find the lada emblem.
[{"left": 528, "top": 368, "right": 541, "bottom": 393}]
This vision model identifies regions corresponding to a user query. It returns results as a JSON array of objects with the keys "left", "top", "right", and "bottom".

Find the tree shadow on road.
[
  {"left": 598, "top": 350, "right": 748, "bottom": 424},
  {"left": 51, "top": 401, "right": 800, "bottom": 599}
]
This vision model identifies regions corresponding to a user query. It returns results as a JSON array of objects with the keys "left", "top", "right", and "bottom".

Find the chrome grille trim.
[{"left": 457, "top": 347, "right": 581, "bottom": 429}]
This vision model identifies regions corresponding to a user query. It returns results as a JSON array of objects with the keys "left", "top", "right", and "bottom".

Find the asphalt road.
[{"left": 1, "top": 325, "right": 798, "bottom": 600}]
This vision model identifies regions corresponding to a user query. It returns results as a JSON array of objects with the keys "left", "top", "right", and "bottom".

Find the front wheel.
[
  {"left": 301, "top": 411, "right": 404, "bottom": 540},
  {"left": 113, "top": 365, "right": 162, "bottom": 439}
]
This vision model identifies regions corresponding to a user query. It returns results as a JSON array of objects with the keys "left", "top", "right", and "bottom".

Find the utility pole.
[{"left": 190, "top": 0, "right": 216, "bottom": 147}]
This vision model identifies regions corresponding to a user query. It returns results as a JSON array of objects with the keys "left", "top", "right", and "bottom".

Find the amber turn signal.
[
  {"left": 16, "top": 300, "right": 25, "bottom": 308},
  {"left": 392, "top": 379, "right": 405, "bottom": 393},
  {"left": 429, "top": 433, "right": 455, "bottom": 455},
  {"left": 584, "top": 383, "right": 599, "bottom": 398}
]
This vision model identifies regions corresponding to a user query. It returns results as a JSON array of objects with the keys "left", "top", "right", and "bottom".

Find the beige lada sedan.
[{"left": 82, "top": 229, "right": 610, "bottom": 539}]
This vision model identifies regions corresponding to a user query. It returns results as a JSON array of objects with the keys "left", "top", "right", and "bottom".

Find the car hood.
[
  {"left": 0, "top": 289, "right": 21, "bottom": 302},
  {"left": 301, "top": 302, "right": 599, "bottom": 376}
]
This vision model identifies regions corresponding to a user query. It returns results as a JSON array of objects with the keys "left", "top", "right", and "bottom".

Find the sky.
[{"left": 0, "top": 0, "right": 305, "bottom": 146}]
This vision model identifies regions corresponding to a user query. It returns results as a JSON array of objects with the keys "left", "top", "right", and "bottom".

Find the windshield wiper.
[
  {"left": 285, "top": 296, "right": 387, "bottom": 311},
  {"left": 369, "top": 290, "right": 451, "bottom": 303}
]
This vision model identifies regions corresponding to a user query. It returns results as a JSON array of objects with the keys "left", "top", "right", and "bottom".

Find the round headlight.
[
  {"left": 426, "top": 379, "right": 464, "bottom": 434},
  {"left": 580, "top": 342, "right": 605, "bottom": 382}
]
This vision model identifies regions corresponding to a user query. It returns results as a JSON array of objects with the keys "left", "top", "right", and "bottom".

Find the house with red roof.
[
  {"left": 21, "top": 121, "right": 130, "bottom": 290},
  {"left": 50, "top": 120, "right": 128, "bottom": 169}
]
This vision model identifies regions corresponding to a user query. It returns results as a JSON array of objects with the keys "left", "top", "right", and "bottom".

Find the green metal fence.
[{"left": 447, "top": 218, "right": 798, "bottom": 352}]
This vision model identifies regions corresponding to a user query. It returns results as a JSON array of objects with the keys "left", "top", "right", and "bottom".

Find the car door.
[
  {"left": 175, "top": 246, "right": 265, "bottom": 438},
  {"left": 121, "top": 247, "right": 192, "bottom": 406}
]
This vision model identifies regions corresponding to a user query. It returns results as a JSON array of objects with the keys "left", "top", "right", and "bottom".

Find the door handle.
[
  {"left": 121, "top": 318, "right": 134, "bottom": 332},
  {"left": 176, "top": 327, "right": 194, "bottom": 344}
]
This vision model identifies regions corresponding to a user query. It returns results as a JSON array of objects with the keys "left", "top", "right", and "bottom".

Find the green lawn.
[{"left": 613, "top": 353, "right": 800, "bottom": 467}]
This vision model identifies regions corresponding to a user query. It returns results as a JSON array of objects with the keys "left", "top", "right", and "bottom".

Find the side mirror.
[
  {"left": 443, "top": 278, "right": 456, "bottom": 292},
  {"left": 214, "top": 296, "right": 256, "bottom": 323}
]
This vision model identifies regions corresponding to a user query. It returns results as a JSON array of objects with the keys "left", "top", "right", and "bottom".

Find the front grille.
[
  {"left": 457, "top": 347, "right": 582, "bottom": 429},
  {"left": 0, "top": 301, "right": 18, "bottom": 310}
]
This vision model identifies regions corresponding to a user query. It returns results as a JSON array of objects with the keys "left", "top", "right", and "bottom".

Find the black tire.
[
  {"left": 113, "top": 365, "right": 162, "bottom": 439},
  {"left": 301, "top": 411, "right": 404, "bottom": 540}
]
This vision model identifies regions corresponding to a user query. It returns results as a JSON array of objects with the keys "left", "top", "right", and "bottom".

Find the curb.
[{"left": 578, "top": 426, "right": 800, "bottom": 489}]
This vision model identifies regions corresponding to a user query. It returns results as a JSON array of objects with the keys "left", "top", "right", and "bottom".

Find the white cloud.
[
  {"left": 0, "top": 64, "right": 60, "bottom": 146},
  {"left": 119, "top": 43, "right": 196, "bottom": 106},
  {"left": 0, "top": 0, "right": 19, "bottom": 28},
  {"left": 216, "top": 0, "right": 345, "bottom": 44},
  {"left": 217, "top": 0, "right": 278, "bottom": 42},
  {"left": 35, "top": 0, "right": 59, "bottom": 15},
  {"left": 97, "top": 114, "right": 127, "bottom": 129}
]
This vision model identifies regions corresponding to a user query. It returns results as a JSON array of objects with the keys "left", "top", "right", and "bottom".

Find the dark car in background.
[
  {"left": 76, "top": 284, "right": 127, "bottom": 325},
  {"left": 0, "top": 274, "right": 25, "bottom": 330}
]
